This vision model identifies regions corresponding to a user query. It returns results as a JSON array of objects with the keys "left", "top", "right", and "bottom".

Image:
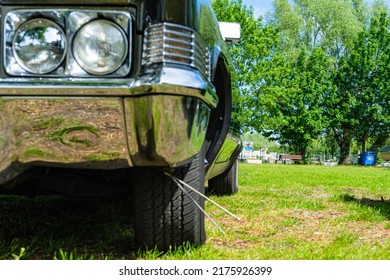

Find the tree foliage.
[
  {"left": 212, "top": 0, "right": 390, "bottom": 163},
  {"left": 330, "top": 10, "right": 390, "bottom": 156},
  {"left": 274, "top": 0, "right": 363, "bottom": 57},
  {"left": 212, "top": 0, "right": 278, "bottom": 133},
  {"left": 253, "top": 48, "right": 331, "bottom": 158}
]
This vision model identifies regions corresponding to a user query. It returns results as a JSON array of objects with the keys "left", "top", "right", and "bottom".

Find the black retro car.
[{"left": 0, "top": 0, "right": 241, "bottom": 250}]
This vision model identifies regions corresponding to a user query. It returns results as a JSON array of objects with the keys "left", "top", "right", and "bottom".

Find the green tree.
[
  {"left": 333, "top": 11, "right": 390, "bottom": 155},
  {"left": 212, "top": 0, "right": 390, "bottom": 165},
  {"left": 254, "top": 47, "right": 331, "bottom": 159},
  {"left": 272, "top": 0, "right": 389, "bottom": 164},
  {"left": 274, "top": 0, "right": 363, "bottom": 57},
  {"left": 212, "top": 0, "right": 278, "bottom": 133}
]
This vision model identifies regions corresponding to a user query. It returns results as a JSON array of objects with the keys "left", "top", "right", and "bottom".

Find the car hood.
[{"left": 0, "top": 0, "right": 135, "bottom": 4}]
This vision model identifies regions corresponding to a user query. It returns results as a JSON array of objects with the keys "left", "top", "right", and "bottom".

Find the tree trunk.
[
  {"left": 361, "top": 132, "right": 368, "bottom": 154},
  {"left": 334, "top": 129, "right": 352, "bottom": 165},
  {"left": 300, "top": 147, "right": 307, "bottom": 163},
  {"left": 339, "top": 134, "right": 352, "bottom": 165},
  {"left": 339, "top": 145, "right": 351, "bottom": 165}
]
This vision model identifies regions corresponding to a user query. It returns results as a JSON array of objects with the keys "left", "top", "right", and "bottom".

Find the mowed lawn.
[
  {"left": 0, "top": 163, "right": 389, "bottom": 259},
  {"left": 204, "top": 163, "right": 390, "bottom": 260}
]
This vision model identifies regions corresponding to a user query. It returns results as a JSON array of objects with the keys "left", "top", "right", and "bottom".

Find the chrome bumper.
[{"left": 0, "top": 67, "right": 215, "bottom": 184}]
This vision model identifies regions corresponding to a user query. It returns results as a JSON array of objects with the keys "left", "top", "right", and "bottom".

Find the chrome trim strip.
[
  {"left": 0, "top": 67, "right": 218, "bottom": 108},
  {"left": 205, "top": 133, "right": 242, "bottom": 181},
  {"left": 131, "top": 66, "right": 218, "bottom": 108}
]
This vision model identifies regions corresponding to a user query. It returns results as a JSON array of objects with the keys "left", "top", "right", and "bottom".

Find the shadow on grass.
[
  {"left": 340, "top": 194, "right": 390, "bottom": 220},
  {"left": 0, "top": 195, "right": 141, "bottom": 259}
]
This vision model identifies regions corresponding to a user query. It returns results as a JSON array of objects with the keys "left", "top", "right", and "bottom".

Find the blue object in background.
[{"left": 359, "top": 151, "right": 376, "bottom": 166}]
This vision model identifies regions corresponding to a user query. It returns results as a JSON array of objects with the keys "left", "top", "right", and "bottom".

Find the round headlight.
[
  {"left": 72, "top": 19, "right": 128, "bottom": 75},
  {"left": 12, "top": 18, "right": 67, "bottom": 74}
]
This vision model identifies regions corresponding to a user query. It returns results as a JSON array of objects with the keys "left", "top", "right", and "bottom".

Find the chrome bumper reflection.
[
  {"left": 125, "top": 95, "right": 209, "bottom": 167},
  {"left": 0, "top": 68, "right": 213, "bottom": 184},
  {"left": 0, "top": 95, "right": 210, "bottom": 184},
  {"left": 0, "top": 98, "right": 130, "bottom": 184}
]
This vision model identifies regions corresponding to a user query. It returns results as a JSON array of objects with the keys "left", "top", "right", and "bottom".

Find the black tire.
[
  {"left": 132, "top": 150, "right": 206, "bottom": 250},
  {"left": 208, "top": 160, "right": 238, "bottom": 196}
]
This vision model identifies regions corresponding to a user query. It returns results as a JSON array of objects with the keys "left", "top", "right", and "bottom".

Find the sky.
[
  {"left": 241, "top": 0, "right": 390, "bottom": 18},
  {"left": 242, "top": 0, "right": 273, "bottom": 17}
]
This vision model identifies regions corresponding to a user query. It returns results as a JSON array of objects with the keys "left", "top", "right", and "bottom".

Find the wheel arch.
[{"left": 205, "top": 50, "right": 233, "bottom": 168}]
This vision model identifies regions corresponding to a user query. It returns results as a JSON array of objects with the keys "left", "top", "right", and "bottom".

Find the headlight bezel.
[
  {"left": 4, "top": 10, "right": 68, "bottom": 76},
  {"left": 67, "top": 11, "right": 132, "bottom": 77},
  {"left": 3, "top": 9, "right": 132, "bottom": 77},
  {"left": 12, "top": 18, "right": 68, "bottom": 75},
  {"left": 71, "top": 19, "right": 129, "bottom": 76}
]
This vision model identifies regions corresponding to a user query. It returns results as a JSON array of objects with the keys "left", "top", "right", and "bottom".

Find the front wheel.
[
  {"left": 208, "top": 160, "right": 238, "bottom": 196},
  {"left": 132, "top": 150, "right": 206, "bottom": 250}
]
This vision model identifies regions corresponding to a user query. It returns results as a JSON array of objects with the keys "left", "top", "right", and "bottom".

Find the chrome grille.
[{"left": 142, "top": 23, "right": 211, "bottom": 81}]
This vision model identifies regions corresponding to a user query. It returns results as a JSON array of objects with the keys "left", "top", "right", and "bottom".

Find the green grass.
[{"left": 0, "top": 164, "right": 389, "bottom": 259}]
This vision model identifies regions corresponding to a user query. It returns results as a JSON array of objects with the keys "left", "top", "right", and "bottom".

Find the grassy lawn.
[{"left": 0, "top": 164, "right": 389, "bottom": 259}]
